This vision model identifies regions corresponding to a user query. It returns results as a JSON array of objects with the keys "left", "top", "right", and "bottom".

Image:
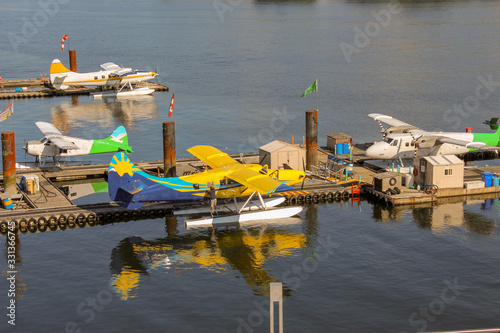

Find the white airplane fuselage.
[
  {"left": 49, "top": 59, "right": 156, "bottom": 90},
  {"left": 365, "top": 132, "right": 473, "bottom": 160},
  {"left": 25, "top": 137, "right": 93, "bottom": 159}
]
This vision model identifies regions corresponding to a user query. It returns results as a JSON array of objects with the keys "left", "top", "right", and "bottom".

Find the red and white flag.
[
  {"left": 61, "top": 35, "right": 68, "bottom": 50},
  {"left": 168, "top": 92, "right": 175, "bottom": 118},
  {"left": 0, "top": 100, "right": 14, "bottom": 122}
]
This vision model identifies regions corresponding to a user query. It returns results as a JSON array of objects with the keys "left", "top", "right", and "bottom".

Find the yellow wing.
[
  {"left": 187, "top": 145, "right": 241, "bottom": 169},
  {"left": 226, "top": 168, "right": 287, "bottom": 195}
]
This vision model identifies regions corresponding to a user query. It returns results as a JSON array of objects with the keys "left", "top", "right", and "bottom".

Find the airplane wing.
[
  {"left": 226, "top": 168, "right": 288, "bottom": 195},
  {"left": 436, "top": 137, "right": 500, "bottom": 150},
  {"left": 35, "top": 122, "right": 79, "bottom": 150},
  {"left": 100, "top": 62, "right": 134, "bottom": 76},
  {"left": 368, "top": 113, "right": 416, "bottom": 127},
  {"left": 187, "top": 146, "right": 241, "bottom": 169}
]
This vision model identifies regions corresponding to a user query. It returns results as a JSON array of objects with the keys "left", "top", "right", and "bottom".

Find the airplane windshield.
[
  {"left": 391, "top": 140, "right": 399, "bottom": 146},
  {"left": 384, "top": 137, "right": 393, "bottom": 144}
]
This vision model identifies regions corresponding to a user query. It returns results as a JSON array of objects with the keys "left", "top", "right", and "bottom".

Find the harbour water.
[{"left": 1, "top": 0, "right": 500, "bottom": 332}]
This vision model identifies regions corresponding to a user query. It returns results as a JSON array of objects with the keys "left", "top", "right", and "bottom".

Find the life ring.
[
  {"left": 0, "top": 77, "right": 4, "bottom": 84},
  {"left": 389, "top": 177, "right": 397, "bottom": 186},
  {"left": 412, "top": 168, "right": 418, "bottom": 176}
]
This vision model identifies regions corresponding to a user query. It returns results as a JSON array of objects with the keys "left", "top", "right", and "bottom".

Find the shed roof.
[
  {"left": 423, "top": 155, "right": 463, "bottom": 166},
  {"left": 259, "top": 140, "right": 305, "bottom": 153}
]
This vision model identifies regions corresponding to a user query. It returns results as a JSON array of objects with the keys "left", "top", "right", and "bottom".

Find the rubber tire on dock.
[
  {"left": 342, "top": 190, "right": 350, "bottom": 198},
  {"left": 76, "top": 214, "right": 86, "bottom": 227},
  {"left": 87, "top": 213, "right": 97, "bottom": 226},
  {"left": 0, "top": 221, "right": 8, "bottom": 233},
  {"left": 67, "top": 214, "right": 76, "bottom": 228},
  {"left": 289, "top": 195, "right": 298, "bottom": 205},
  {"left": 312, "top": 193, "right": 320, "bottom": 203},
  {"left": 305, "top": 194, "right": 312, "bottom": 202},
  {"left": 327, "top": 192, "right": 335, "bottom": 201},
  {"left": 297, "top": 194, "right": 305, "bottom": 203}
]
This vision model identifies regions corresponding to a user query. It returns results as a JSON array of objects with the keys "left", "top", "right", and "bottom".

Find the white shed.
[
  {"left": 413, "top": 155, "right": 464, "bottom": 189},
  {"left": 259, "top": 140, "right": 306, "bottom": 171}
]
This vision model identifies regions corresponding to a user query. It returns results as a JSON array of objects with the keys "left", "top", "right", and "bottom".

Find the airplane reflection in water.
[
  {"left": 50, "top": 95, "right": 157, "bottom": 132},
  {"left": 109, "top": 218, "right": 306, "bottom": 300},
  {"left": 372, "top": 197, "right": 500, "bottom": 237}
]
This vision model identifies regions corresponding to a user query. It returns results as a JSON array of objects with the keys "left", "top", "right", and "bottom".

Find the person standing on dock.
[{"left": 207, "top": 183, "right": 217, "bottom": 216}]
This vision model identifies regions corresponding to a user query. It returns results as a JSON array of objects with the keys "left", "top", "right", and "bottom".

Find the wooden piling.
[
  {"left": 163, "top": 122, "right": 176, "bottom": 177},
  {"left": 305, "top": 110, "right": 318, "bottom": 171},
  {"left": 2, "top": 132, "right": 16, "bottom": 194},
  {"left": 69, "top": 50, "right": 77, "bottom": 72}
]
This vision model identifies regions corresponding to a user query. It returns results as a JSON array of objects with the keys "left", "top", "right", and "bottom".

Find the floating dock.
[
  {"left": 2, "top": 144, "right": 500, "bottom": 235},
  {"left": 0, "top": 79, "right": 168, "bottom": 99}
]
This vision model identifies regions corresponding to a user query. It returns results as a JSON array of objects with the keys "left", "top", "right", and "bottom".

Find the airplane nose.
[{"left": 365, "top": 142, "right": 386, "bottom": 159}]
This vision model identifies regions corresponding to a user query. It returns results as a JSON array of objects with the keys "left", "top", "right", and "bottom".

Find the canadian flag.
[
  {"left": 168, "top": 92, "right": 175, "bottom": 118},
  {"left": 61, "top": 35, "right": 68, "bottom": 50}
]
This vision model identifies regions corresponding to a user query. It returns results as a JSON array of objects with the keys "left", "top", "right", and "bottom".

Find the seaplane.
[
  {"left": 365, "top": 113, "right": 500, "bottom": 165},
  {"left": 49, "top": 59, "right": 157, "bottom": 98},
  {"left": 107, "top": 146, "right": 306, "bottom": 227},
  {"left": 23, "top": 122, "right": 133, "bottom": 165}
]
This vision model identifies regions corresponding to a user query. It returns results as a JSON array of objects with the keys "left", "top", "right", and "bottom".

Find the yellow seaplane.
[{"left": 107, "top": 146, "right": 306, "bottom": 226}]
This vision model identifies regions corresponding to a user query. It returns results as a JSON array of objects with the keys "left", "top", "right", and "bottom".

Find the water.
[{"left": 1, "top": 0, "right": 500, "bottom": 331}]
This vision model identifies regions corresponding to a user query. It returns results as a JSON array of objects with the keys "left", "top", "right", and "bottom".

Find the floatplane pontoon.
[{"left": 107, "top": 146, "right": 306, "bottom": 227}]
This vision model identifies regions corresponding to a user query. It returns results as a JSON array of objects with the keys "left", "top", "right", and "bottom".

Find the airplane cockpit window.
[
  {"left": 41, "top": 138, "right": 48, "bottom": 144},
  {"left": 390, "top": 140, "right": 399, "bottom": 146},
  {"left": 384, "top": 137, "right": 393, "bottom": 144}
]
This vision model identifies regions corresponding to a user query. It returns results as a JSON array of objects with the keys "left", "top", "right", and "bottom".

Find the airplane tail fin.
[
  {"left": 50, "top": 59, "right": 72, "bottom": 74},
  {"left": 108, "top": 152, "right": 146, "bottom": 209},
  {"left": 109, "top": 126, "right": 133, "bottom": 153},
  {"left": 483, "top": 117, "right": 499, "bottom": 131},
  {"left": 93, "top": 126, "right": 133, "bottom": 154}
]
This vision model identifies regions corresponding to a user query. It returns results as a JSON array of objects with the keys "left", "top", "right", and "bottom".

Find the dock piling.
[
  {"left": 69, "top": 50, "right": 77, "bottom": 72},
  {"left": 2, "top": 132, "right": 16, "bottom": 194},
  {"left": 163, "top": 122, "right": 176, "bottom": 177},
  {"left": 305, "top": 110, "right": 318, "bottom": 171}
]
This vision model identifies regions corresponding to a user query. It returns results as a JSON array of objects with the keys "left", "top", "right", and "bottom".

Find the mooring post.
[
  {"left": 2, "top": 132, "right": 16, "bottom": 194},
  {"left": 270, "top": 282, "right": 283, "bottom": 333},
  {"left": 69, "top": 50, "right": 77, "bottom": 72},
  {"left": 305, "top": 110, "right": 318, "bottom": 171},
  {"left": 163, "top": 122, "right": 176, "bottom": 177}
]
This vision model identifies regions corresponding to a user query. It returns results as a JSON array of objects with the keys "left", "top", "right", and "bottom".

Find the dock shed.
[
  {"left": 373, "top": 172, "right": 403, "bottom": 192},
  {"left": 259, "top": 140, "right": 306, "bottom": 171},
  {"left": 413, "top": 155, "right": 464, "bottom": 189},
  {"left": 327, "top": 133, "right": 351, "bottom": 151}
]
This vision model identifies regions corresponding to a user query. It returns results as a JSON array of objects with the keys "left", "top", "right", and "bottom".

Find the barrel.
[
  {"left": 2, "top": 197, "right": 13, "bottom": 210},
  {"left": 493, "top": 176, "right": 500, "bottom": 187},
  {"left": 343, "top": 143, "right": 349, "bottom": 155},
  {"left": 336, "top": 143, "right": 343, "bottom": 155}
]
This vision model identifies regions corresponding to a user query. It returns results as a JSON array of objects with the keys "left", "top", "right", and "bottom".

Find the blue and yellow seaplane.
[{"left": 108, "top": 146, "right": 305, "bottom": 226}]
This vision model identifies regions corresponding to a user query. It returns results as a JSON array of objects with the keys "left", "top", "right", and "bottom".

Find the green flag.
[{"left": 300, "top": 80, "right": 317, "bottom": 97}]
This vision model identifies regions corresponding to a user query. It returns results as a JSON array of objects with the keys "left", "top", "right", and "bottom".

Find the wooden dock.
[
  {"left": 2, "top": 147, "right": 500, "bottom": 235},
  {"left": 0, "top": 79, "right": 168, "bottom": 99}
]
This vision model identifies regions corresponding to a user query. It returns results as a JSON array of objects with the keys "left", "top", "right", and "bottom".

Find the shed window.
[{"left": 444, "top": 168, "right": 453, "bottom": 176}]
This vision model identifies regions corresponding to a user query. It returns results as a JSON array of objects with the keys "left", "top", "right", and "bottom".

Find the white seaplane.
[
  {"left": 23, "top": 122, "right": 133, "bottom": 165},
  {"left": 365, "top": 113, "right": 500, "bottom": 165},
  {"left": 49, "top": 59, "right": 157, "bottom": 98}
]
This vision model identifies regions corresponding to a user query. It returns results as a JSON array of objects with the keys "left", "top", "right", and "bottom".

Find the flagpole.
[{"left": 315, "top": 79, "right": 318, "bottom": 112}]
